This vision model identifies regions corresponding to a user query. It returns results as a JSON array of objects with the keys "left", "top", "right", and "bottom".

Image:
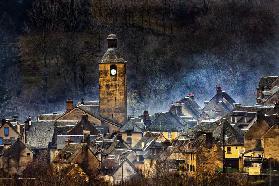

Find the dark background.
[{"left": 0, "top": 0, "right": 278, "bottom": 119}]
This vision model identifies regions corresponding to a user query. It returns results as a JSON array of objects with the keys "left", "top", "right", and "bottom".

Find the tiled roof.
[
  {"left": 67, "top": 115, "right": 99, "bottom": 135},
  {"left": 147, "top": 112, "right": 186, "bottom": 132},
  {"left": 26, "top": 121, "right": 54, "bottom": 149},
  {"left": 119, "top": 119, "right": 145, "bottom": 133}
]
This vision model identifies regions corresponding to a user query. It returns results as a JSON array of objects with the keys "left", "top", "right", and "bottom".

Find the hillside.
[{"left": 0, "top": 0, "right": 279, "bottom": 119}]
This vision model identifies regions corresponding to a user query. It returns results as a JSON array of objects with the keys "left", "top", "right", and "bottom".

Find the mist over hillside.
[{"left": 0, "top": 0, "right": 278, "bottom": 119}]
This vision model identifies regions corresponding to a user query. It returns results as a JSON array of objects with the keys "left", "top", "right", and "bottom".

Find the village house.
[
  {"left": 256, "top": 76, "right": 279, "bottom": 105},
  {"left": 147, "top": 112, "right": 186, "bottom": 141},
  {"left": 169, "top": 93, "right": 201, "bottom": 128},
  {"left": 0, "top": 139, "right": 33, "bottom": 175},
  {"left": 0, "top": 119, "right": 22, "bottom": 148},
  {"left": 52, "top": 141, "right": 100, "bottom": 178},
  {"left": 200, "top": 86, "right": 236, "bottom": 121},
  {"left": 229, "top": 110, "right": 257, "bottom": 133},
  {"left": 119, "top": 117, "right": 145, "bottom": 148}
]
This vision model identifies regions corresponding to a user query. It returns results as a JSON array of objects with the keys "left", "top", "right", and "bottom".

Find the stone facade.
[
  {"left": 99, "top": 34, "right": 127, "bottom": 125},
  {"left": 262, "top": 124, "right": 279, "bottom": 161}
]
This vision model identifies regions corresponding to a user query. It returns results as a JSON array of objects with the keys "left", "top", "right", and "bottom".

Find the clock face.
[{"left": 110, "top": 68, "right": 117, "bottom": 76}]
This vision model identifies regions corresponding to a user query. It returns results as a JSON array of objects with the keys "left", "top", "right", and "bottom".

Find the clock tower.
[{"left": 99, "top": 34, "right": 127, "bottom": 125}]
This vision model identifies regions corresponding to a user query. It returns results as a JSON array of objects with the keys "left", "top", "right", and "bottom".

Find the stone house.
[
  {"left": 119, "top": 118, "right": 145, "bottom": 148},
  {"left": 0, "top": 120, "right": 22, "bottom": 147},
  {"left": 112, "top": 158, "right": 138, "bottom": 184},
  {"left": 147, "top": 112, "right": 186, "bottom": 141},
  {"left": 244, "top": 114, "right": 275, "bottom": 152},
  {"left": 52, "top": 142, "right": 100, "bottom": 177},
  {"left": 169, "top": 94, "right": 201, "bottom": 128},
  {"left": 0, "top": 139, "right": 33, "bottom": 175},
  {"left": 262, "top": 124, "right": 279, "bottom": 161}
]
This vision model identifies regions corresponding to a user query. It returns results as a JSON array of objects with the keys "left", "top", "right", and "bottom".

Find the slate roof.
[
  {"left": 53, "top": 143, "right": 83, "bottom": 163},
  {"left": 112, "top": 158, "right": 138, "bottom": 177},
  {"left": 119, "top": 119, "right": 145, "bottom": 133},
  {"left": 67, "top": 115, "right": 99, "bottom": 135},
  {"left": 170, "top": 96, "right": 201, "bottom": 119},
  {"left": 100, "top": 48, "right": 126, "bottom": 64},
  {"left": 103, "top": 138, "right": 131, "bottom": 155},
  {"left": 133, "top": 133, "right": 159, "bottom": 150},
  {"left": 202, "top": 87, "right": 236, "bottom": 119},
  {"left": 258, "top": 76, "right": 278, "bottom": 90},
  {"left": 212, "top": 120, "right": 244, "bottom": 146},
  {"left": 37, "top": 113, "right": 62, "bottom": 121},
  {"left": 147, "top": 112, "right": 186, "bottom": 132},
  {"left": 3, "top": 139, "right": 30, "bottom": 161},
  {"left": 26, "top": 121, "right": 54, "bottom": 149},
  {"left": 228, "top": 110, "right": 257, "bottom": 132},
  {"left": 77, "top": 100, "right": 99, "bottom": 116}
]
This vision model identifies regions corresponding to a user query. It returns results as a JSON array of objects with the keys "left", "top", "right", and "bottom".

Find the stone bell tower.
[{"left": 99, "top": 34, "right": 127, "bottom": 125}]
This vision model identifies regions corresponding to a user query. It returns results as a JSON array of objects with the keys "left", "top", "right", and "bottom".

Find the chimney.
[
  {"left": 143, "top": 110, "right": 151, "bottom": 125},
  {"left": 188, "top": 93, "right": 194, "bottom": 100},
  {"left": 1, "top": 119, "right": 6, "bottom": 124},
  {"left": 107, "top": 34, "right": 117, "bottom": 49},
  {"left": 81, "top": 114, "right": 89, "bottom": 122},
  {"left": 216, "top": 85, "right": 222, "bottom": 95},
  {"left": 66, "top": 99, "right": 74, "bottom": 112}
]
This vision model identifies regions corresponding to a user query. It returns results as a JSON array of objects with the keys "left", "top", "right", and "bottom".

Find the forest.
[{"left": 0, "top": 0, "right": 278, "bottom": 119}]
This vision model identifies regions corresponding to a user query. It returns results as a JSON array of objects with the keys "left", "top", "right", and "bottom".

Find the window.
[
  {"left": 138, "top": 155, "right": 144, "bottom": 162},
  {"left": 4, "top": 127, "right": 9, "bottom": 137},
  {"left": 0, "top": 137, "right": 3, "bottom": 145},
  {"left": 227, "top": 147, "right": 231, "bottom": 154},
  {"left": 27, "top": 153, "right": 30, "bottom": 156}
]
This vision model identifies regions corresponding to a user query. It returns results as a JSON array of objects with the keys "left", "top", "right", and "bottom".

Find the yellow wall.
[
  {"left": 121, "top": 132, "right": 142, "bottom": 148},
  {"left": 224, "top": 146, "right": 244, "bottom": 159},
  {"left": 248, "top": 164, "right": 261, "bottom": 175},
  {"left": 162, "top": 132, "right": 179, "bottom": 141}
]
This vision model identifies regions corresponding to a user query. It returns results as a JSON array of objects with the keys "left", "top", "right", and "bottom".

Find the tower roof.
[{"left": 100, "top": 34, "right": 126, "bottom": 64}]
